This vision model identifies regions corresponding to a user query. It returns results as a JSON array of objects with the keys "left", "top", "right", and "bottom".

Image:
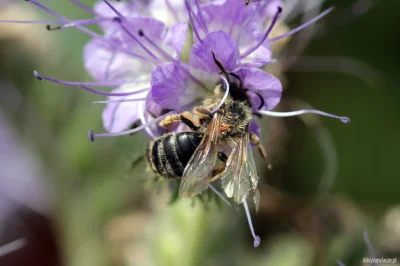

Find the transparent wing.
[
  {"left": 179, "top": 113, "right": 222, "bottom": 198},
  {"left": 220, "top": 134, "right": 260, "bottom": 210}
]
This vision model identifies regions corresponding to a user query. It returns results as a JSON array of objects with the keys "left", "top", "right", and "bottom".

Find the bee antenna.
[
  {"left": 227, "top": 72, "right": 243, "bottom": 88},
  {"left": 245, "top": 89, "right": 265, "bottom": 110},
  {"left": 211, "top": 51, "right": 229, "bottom": 78}
]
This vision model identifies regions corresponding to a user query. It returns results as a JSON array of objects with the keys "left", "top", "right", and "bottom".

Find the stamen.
[
  {"left": 194, "top": 0, "right": 209, "bottom": 34},
  {"left": 34, "top": 70, "right": 149, "bottom": 97},
  {"left": 0, "top": 19, "right": 63, "bottom": 25},
  {"left": 269, "top": 7, "right": 335, "bottom": 43},
  {"left": 208, "top": 184, "right": 232, "bottom": 207},
  {"left": 93, "top": 98, "right": 147, "bottom": 104},
  {"left": 70, "top": 0, "right": 97, "bottom": 16},
  {"left": 139, "top": 101, "right": 157, "bottom": 139},
  {"left": 185, "top": 0, "right": 203, "bottom": 41},
  {"left": 241, "top": 6, "right": 282, "bottom": 59},
  {"left": 45, "top": 18, "right": 113, "bottom": 31},
  {"left": 258, "top": 109, "right": 350, "bottom": 123},
  {"left": 243, "top": 199, "right": 261, "bottom": 248},
  {"left": 32, "top": 70, "right": 137, "bottom": 87},
  {"left": 210, "top": 76, "right": 230, "bottom": 114},
  {"left": 164, "top": 0, "right": 180, "bottom": 23},
  {"left": 234, "top": 4, "right": 259, "bottom": 63},
  {"left": 25, "top": 0, "right": 151, "bottom": 63},
  {"left": 139, "top": 29, "right": 174, "bottom": 62},
  {"left": 103, "top": 0, "right": 163, "bottom": 63},
  {"left": 89, "top": 110, "right": 177, "bottom": 141},
  {"left": 139, "top": 30, "right": 208, "bottom": 91},
  {"left": 0, "top": 238, "right": 26, "bottom": 257}
]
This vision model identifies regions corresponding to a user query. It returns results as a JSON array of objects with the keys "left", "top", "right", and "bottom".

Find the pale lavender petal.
[
  {"left": 197, "top": 0, "right": 263, "bottom": 40},
  {"left": 239, "top": 43, "right": 272, "bottom": 68},
  {"left": 93, "top": 1, "right": 147, "bottom": 32},
  {"left": 149, "top": 0, "right": 187, "bottom": 27},
  {"left": 83, "top": 38, "right": 152, "bottom": 81},
  {"left": 190, "top": 30, "right": 238, "bottom": 72},
  {"left": 102, "top": 83, "right": 149, "bottom": 132},
  {"left": 164, "top": 22, "right": 188, "bottom": 59},
  {"left": 120, "top": 17, "right": 166, "bottom": 43},
  {"left": 150, "top": 62, "right": 205, "bottom": 109},
  {"left": 235, "top": 68, "right": 282, "bottom": 111}
]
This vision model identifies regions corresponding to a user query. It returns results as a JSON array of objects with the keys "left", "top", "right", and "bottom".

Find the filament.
[
  {"left": 93, "top": 98, "right": 147, "bottom": 104},
  {"left": 194, "top": 0, "right": 209, "bottom": 34},
  {"left": 25, "top": 0, "right": 151, "bottom": 62},
  {"left": 139, "top": 101, "right": 157, "bottom": 139},
  {"left": 210, "top": 76, "right": 230, "bottom": 114},
  {"left": 46, "top": 18, "right": 112, "bottom": 31},
  {"left": 240, "top": 6, "right": 282, "bottom": 59},
  {"left": 89, "top": 110, "right": 177, "bottom": 140},
  {"left": 34, "top": 70, "right": 149, "bottom": 97},
  {"left": 269, "top": 7, "right": 335, "bottom": 43},
  {"left": 208, "top": 184, "right": 232, "bottom": 207},
  {"left": 0, "top": 19, "right": 63, "bottom": 24},
  {"left": 0, "top": 238, "right": 26, "bottom": 257},
  {"left": 185, "top": 0, "right": 203, "bottom": 41},
  {"left": 243, "top": 199, "right": 261, "bottom": 248},
  {"left": 70, "top": 0, "right": 97, "bottom": 16},
  {"left": 164, "top": 0, "right": 180, "bottom": 23},
  {"left": 258, "top": 109, "right": 350, "bottom": 123}
]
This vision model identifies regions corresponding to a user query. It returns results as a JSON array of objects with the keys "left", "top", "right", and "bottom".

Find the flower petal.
[
  {"left": 102, "top": 83, "right": 149, "bottom": 133},
  {"left": 249, "top": 119, "right": 261, "bottom": 138},
  {"left": 83, "top": 38, "right": 152, "bottom": 81},
  {"left": 190, "top": 30, "right": 238, "bottom": 72},
  {"left": 235, "top": 68, "right": 282, "bottom": 111},
  {"left": 150, "top": 62, "right": 205, "bottom": 109},
  {"left": 93, "top": 1, "right": 147, "bottom": 32},
  {"left": 163, "top": 22, "right": 188, "bottom": 59}
]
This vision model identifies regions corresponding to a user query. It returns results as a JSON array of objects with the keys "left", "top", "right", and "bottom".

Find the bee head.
[{"left": 220, "top": 98, "right": 252, "bottom": 136}]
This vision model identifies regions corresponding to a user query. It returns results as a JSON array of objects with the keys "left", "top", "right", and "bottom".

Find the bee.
[{"left": 146, "top": 53, "right": 269, "bottom": 209}]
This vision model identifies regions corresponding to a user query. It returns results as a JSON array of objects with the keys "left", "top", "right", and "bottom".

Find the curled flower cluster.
[{"left": 4, "top": 0, "right": 351, "bottom": 247}]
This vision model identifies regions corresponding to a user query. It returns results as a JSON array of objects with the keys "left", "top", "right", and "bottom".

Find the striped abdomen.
[{"left": 147, "top": 132, "right": 204, "bottom": 178}]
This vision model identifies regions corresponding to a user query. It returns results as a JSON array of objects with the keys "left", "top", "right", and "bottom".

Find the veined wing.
[
  {"left": 179, "top": 113, "right": 222, "bottom": 198},
  {"left": 220, "top": 134, "right": 260, "bottom": 210}
]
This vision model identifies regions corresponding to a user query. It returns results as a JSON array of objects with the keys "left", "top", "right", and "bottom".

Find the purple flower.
[{"left": 4, "top": 0, "right": 352, "bottom": 248}]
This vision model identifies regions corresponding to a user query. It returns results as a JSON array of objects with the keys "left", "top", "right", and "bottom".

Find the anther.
[
  {"left": 112, "top": 17, "right": 121, "bottom": 23},
  {"left": 46, "top": 24, "right": 62, "bottom": 31},
  {"left": 88, "top": 130, "right": 95, "bottom": 142},
  {"left": 138, "top": 29, "right": 144, "bottom": 37},
  {"left": 33, "top": 70, "right": 42, "bottom": 81},
  {"left": 341, "top": 117, "right": 351, "bottom": 123}
]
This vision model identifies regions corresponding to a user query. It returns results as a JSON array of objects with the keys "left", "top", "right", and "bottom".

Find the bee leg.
[
  {"left": 159, "top": 112, "right": 202, "bottom": 131},
  {"left": 158, "top": 114, "right": 182, "bottom": 131},
  {"left": 249, "top": 133, "right": 273, "bottom": 170},
  {"left": 210, "top": 166, "right": 226, "bottom": 182},
  {"left": 193, "top": 106, "right": 212, "bottom": 117}
]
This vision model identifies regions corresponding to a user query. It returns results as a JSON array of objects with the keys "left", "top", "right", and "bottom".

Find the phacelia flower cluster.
[{"left": 4, "top": 0, "right": 350, "bottom": 248}]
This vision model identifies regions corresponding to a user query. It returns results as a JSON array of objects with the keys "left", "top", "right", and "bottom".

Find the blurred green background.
[{"left": 0, "top": 1, "right": 399, "bottom": 266}]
